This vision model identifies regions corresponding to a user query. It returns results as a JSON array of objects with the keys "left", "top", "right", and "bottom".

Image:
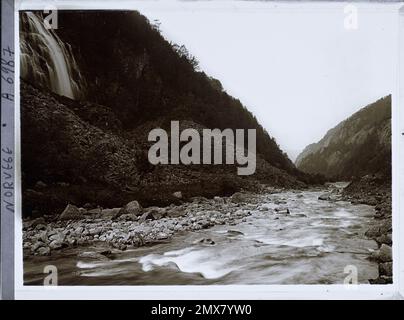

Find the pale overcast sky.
[{"left": 130, "top": 0, "right": 398, "bottom": 161}]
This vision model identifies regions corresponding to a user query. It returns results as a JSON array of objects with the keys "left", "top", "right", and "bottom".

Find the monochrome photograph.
[{"left": 19, "top": 2, "right": 393, "bottom": 286}]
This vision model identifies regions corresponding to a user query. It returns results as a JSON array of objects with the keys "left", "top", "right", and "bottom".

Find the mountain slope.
[
  {"left": 20, "top": 11, "right": 322, "bottom": 216},
  {"left": 295, "top": 96, "right": 391, "bottom": 179},
  {"left": 54, "top": 10, "right": 306, "bottom": 176}
]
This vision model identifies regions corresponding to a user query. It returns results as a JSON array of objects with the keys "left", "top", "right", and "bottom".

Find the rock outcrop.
[{"left": 296, "top": 96, "right": 391, "bottom": 180}]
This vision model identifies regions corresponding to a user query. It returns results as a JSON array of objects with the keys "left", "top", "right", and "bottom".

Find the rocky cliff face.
[{"left": 295, "top": 96, "right": 391, "bottom": 180}]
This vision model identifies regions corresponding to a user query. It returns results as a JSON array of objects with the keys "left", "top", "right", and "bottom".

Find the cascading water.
[{"left": 20, "top": 12, "right": 85, "bottom": 100}]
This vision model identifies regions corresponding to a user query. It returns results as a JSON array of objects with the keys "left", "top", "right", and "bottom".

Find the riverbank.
[
  {"left": 23, "top": 189, "right": 278, "bottom": 258},
  {"left": 342, "top": 175, "right": 392, "bottom": 284}
]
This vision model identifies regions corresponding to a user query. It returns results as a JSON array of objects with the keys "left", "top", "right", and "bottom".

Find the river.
[{"left": 24, "top": 188, "right": 379, "bottom": 285}]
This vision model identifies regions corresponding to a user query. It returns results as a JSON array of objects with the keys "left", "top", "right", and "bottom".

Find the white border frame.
[{"left": 13, "top": 0, "right": 404, "bottom": 300}]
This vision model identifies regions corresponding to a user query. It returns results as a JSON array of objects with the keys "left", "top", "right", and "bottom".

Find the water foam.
[{"left": 139, "top": 247, "right": 237, "bottom": 279}]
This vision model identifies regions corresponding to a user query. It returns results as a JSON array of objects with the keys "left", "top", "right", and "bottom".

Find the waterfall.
[{"left": 20, "top": 12, "right": 84, "bottom": 100}]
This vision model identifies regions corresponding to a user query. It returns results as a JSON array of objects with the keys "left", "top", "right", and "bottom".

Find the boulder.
[
  {"left": 365, "top": 226, "right": 381, "bottom": 238},
  {"left": 74, "top": 226, "right": 84, "bottom": 235},
  {"left": 59, "top": 204, "right": 82, "bottom": 220},
  {"left": 118, "top": 213, "right": 138, "bottom": 221},
  {"left": 173, "top": 191, "right": 182, "bottom": 199},
  {"left": 197, "top": 238, "right": 215, "bottom": 246},
  {"left": 214, "top": 196, "right": 225, "bottom": 204},
  {"left": 156, "top": 232, "right": 169, "bottom": 240},
  {"left": 379, "top": 244, "right": 392, "bottom": 262},
  {"left": 371, "top": 244, "right": 392, "bottom": 262},
  {"left": 49, "top": 240, "right": 64, "bottom": 250},
  {"left": 198, "top": 219, "right": 211, "bottom": 228},
  {"left": 379, "top": 262, "right": 392, "bottom": 277},
  {"left": 139, "top": 207, "right": 166, "bottom": 222},
  {"left": 31, "top": 217, "right": 46, "bottom": 228},
  {"left": 376, "top": 234, "right": 392, "bottom": 246},
  {"left": 88, "top": 227, "right": 103, "bottom": 236},
  {"left": 100, "top": 208, "right": 122, "bottom": 219},
  {"left": 36, "top": 246, "right": 51, "bottom": 256},
  {"left": 230, "top": 192, "right": 252, "bottom": 204},
  {"left": 190, "top": 196, "right": 208, "bottom": 204},
  {"left": 48, "top": 232, "right": 65, "bottom": 243},
  {"left": 35, "top": 223, "right": 46, "bottom": 231},
  {"left": 227, "top": 230, "right": 244, "bottom": 236},
  {"left": 121, "top": 200, "right": 142, "bottom": 216},
  {"left": 318, "top": 193, "right": 330, "bottom": 201},
  {"left": 31, "top": 241, "right": 45, "bottom": 253},
  {"left": 166, "top": 207, "right": 186, "bottom": 218}
]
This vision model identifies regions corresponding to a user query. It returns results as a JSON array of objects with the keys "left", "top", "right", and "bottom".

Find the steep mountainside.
[
  {"left": 54, "top": 10, "right": 312, "bottom": 177},
  {"left": 295, "top": 96, "right": 391, "bottom": 179},
  {"left": 20, "top": 11, "right": 322, "bottom": 216}
]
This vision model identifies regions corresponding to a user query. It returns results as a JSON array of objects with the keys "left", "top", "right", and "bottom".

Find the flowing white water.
[
  {"left": 20, "top": 12, "right": 84, "bottom": 99},
  {"left": 23, "top": 189, "right": 379, "bottom": 285}
]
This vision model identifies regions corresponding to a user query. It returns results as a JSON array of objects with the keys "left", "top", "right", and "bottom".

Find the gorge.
[{"left": 20, "top": 10, "right": 392, "bottom": 285}]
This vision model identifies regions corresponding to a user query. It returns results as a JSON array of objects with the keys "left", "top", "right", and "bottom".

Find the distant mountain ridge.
[{"left": 296, "top": 96, "right": 391, "bottom": 179}]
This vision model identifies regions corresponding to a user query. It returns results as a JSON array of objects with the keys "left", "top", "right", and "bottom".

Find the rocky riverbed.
[
  {"left": 23, "top": 190, "right": 273, "bottom": 257},
  {"left": 23, "top": 183, "right": 389, "bottom": 285},
  {"left": 341, "top": 175, "right": 392, "bottom": 284}
]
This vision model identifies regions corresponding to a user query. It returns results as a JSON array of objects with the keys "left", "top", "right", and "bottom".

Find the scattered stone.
[
  {"left": 173, "top": 191, "right": 182, "bottom": 199},
  {"left": 74, "top": 226, "right": 84, "bottom": 234},
  {"left": 59, "top": 204, "right": 82, "bottom": 221},
  {"left": 227, "top": 230, "right": 244, "bottom": 236},
  {"left": 371, "top": 244, "right": 392, "bottom": 263},
  {"left": 118, "top": 213, "right": 138, "bottom": 221},
  {"left": 198, "top": 238, "right": 215, "bottom": 246},
  {"left": 166, "top": 207, "right": 185, "bottom": 218},
  {"left": 121, "top": 200, "right": 142, "bottom": 217},
  {"left": 139, "top": 207, "right": 166, "bottom": 222},
  {"left": 318, "top": 194, "right": 330, "bottom": 201},
  {"left": 31, "top": 241, "right": 44, "bottom": 252},
  {"left": 379, "top": 262, "right": 392, "bottom": 277},
  {"left": 376, "top": 234, "right": 392, "bottom": 246},
  {"left": 365, "top": 226, "right": 381, "bottom": 238},
  {"left": 230, "top": 192, "right": 251, "bottom": 204},
  {"left": 35, "top": 224, "right": 46, "bottom": 231},
  {"left": 36, "top": 246, "right": 51, "bottom": 256},
  {"left": 156, "top": 232, "right": 169, "bottom": 240},
  {"left": 190, "top": 196, "right": 208, "bottom": 204},
  {"left": 214, "top": 196, "right": 225, "bottom": 204},
  {"left": 88, "top": 227, "right": 103, "bottom": 236},
  {"left": 31, "top": 217, "right": 46, "bottom": 228},
  {"left": 101, "top": 208, "right": 122, "bottom": 220},
  {"left": 378, "top": 244, "right": 392, "bottom": 262},
  {"left": 49, "top": 232, "right": 65, "bottom": 243},
  {"left": 49, "top": 240, "right": 63, "bottom": 250}
]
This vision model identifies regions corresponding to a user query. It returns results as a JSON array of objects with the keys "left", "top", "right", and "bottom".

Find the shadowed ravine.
[{"left": 24, "top": 186, "right": 379, "bottom": 285}]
